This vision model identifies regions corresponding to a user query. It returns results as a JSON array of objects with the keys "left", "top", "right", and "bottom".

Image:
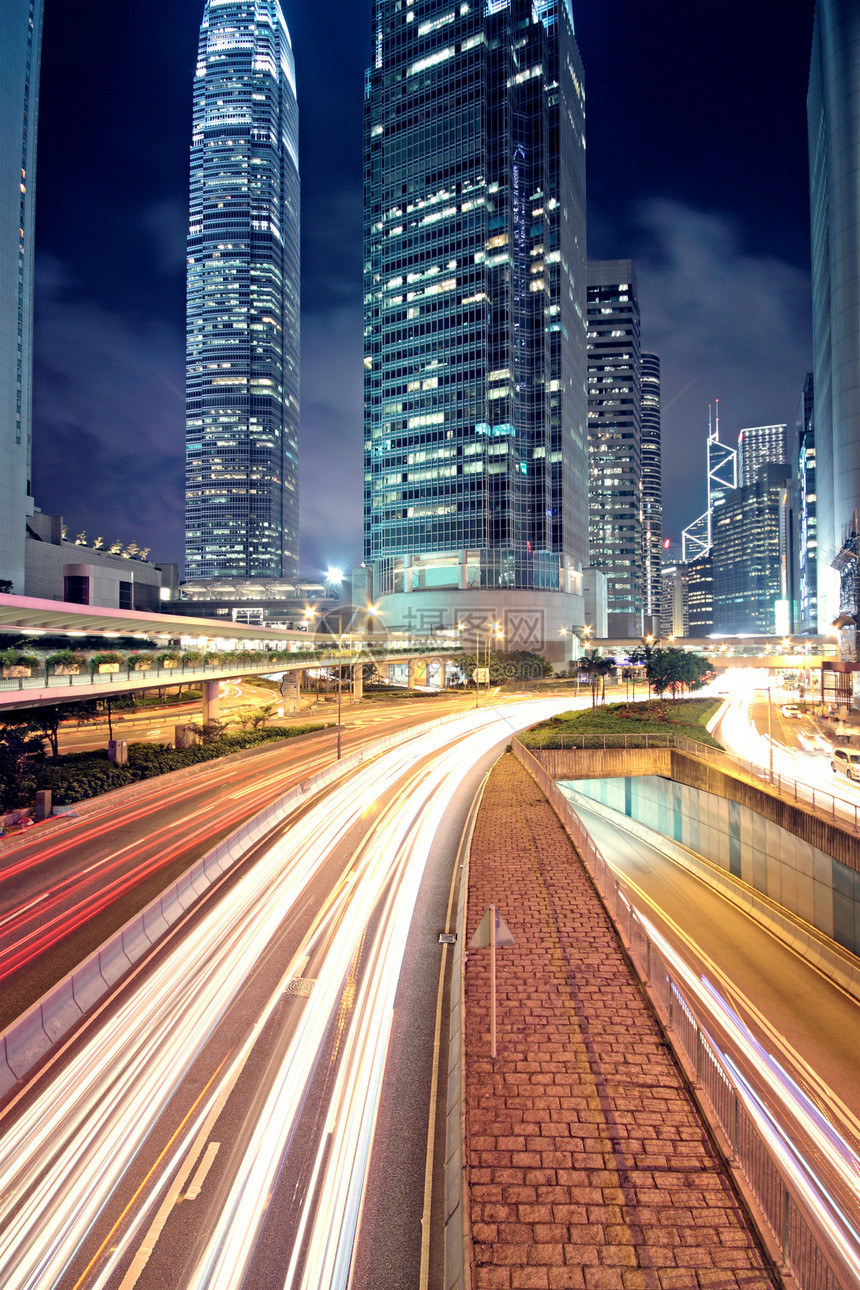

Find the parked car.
[
  {"left": 780, "top": 704, "right": 801, "bottom": 719},
  {"left": 831, "top": 747, "right": 860, "bottom": 780}
]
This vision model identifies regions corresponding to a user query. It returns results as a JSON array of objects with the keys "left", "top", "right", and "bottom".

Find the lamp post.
[
  {"left": 767, "top": 681, "right": 774, "bottom": 784},
  {"left": 336, "top": 608, "right": 343, "bottom": 759},
  {"left": 325, "top": 570, "right": 345, "bottom": 759}
]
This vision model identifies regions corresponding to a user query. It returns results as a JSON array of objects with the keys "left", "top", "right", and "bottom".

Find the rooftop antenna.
[{"left": 715, "top": 396, "right": 720, "bottom": 442}]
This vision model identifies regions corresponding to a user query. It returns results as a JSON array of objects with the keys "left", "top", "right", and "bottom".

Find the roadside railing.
[
  {"left": 525, "top": 731, "right": 860, "bottom": 835},
  {"left": 0, "top": 641, "right": 455, "bottom": 701},
  {"left": 515, "top": 739, "right": 852, "bottom": 1290}
]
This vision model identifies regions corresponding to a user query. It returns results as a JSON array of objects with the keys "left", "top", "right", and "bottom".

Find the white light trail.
[{"left": 0, "top": 699, "right": 564, "bottom": 1290}]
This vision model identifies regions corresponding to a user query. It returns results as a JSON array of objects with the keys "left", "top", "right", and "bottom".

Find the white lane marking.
[{"left": 184, "top": 1142, "right": 220, "bottom": 1201}]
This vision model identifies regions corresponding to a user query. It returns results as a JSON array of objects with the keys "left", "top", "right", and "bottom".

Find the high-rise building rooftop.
[
  {"left": 185, "top": 0, "right": 300, "bottom": 583},
  {"left": 362, "top": 0, "right": 587, "bottom": 652},
  {"left": 0, "top": 0, "right": 43, "bottom": 595}
]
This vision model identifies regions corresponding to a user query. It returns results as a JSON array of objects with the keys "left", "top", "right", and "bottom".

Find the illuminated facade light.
[
  {"left": 0, "top": 0, "right": 43, "bottom": 595},
  {"left": 185, "top": 0, "right": 300, "bottom": 582},
  {"left": 363, "top": 0, "right": 587, "bottom": 596}
]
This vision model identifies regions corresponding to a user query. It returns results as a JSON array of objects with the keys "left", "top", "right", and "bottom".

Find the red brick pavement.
[{"left": 464, "top": 754, "right": 778, "bottom": 1290}]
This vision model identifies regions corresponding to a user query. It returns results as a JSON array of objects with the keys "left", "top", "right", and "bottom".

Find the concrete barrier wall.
[
  {"left": 562, "top": 771, "right": 860, "bottom": 961},
  {"left": 0, "top": 709, "right": 467, "bottom": 1101}
]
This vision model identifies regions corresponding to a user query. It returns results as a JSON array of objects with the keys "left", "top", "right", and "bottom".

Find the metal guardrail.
[
  {"left": 0, "top": 642, "right": 457, "bottom": 699},
  {"left": 515, "top": 739, "right": 852, "bottom": 1290},
  {"left": 526, "top": 731, "right": 860, "bottom": 835}
]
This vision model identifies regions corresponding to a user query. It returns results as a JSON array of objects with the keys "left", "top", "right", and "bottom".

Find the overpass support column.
[
  {"left": 352, "top": 664, "right": 363, "bottom": 702},
  {"left": 280, "top": 671, "right": 301, "bottom": 715},
  {"left": 202, "top": 679, "right": 220, "bottom": 725},
  {"left": 408, "top": 657, "right": 426, "bottom": 689}
]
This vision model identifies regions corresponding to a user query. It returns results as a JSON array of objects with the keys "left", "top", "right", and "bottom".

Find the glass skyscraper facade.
[
  {"left": 808, "top": 0, "right": 860, "bottom": 637},
  {"left": 640, "top": 352, "right": 662, "bottom": 620},
  {"left": 586, "top": 260, "right": 643, "bottom": 631},
  {"left": 737, "top": 424, "right": 787, "bottom": 487},
  {"left": 185, "top": 0, "right": 300, "bottom": 583},
  {"left": 796, "top": 372, "right": 817, "bottom": 634},
  {"left": 363, "top": 0, "right": 587, "bottom": 601},
  {"left": 0, "top": 0, "right": 42, "bottom": 595}
]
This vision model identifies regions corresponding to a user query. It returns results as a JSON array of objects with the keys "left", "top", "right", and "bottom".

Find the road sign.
[
  {"left": 469, "top": 905, "right": 515, "bottom": 1058},
  {"left": 469, "top": 906, "right": 515, "bottom": 949}
]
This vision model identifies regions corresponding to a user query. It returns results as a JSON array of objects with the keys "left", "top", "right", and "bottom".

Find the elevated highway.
[{"left": 0, "top": 592, "right": 456, "bottom": 714}]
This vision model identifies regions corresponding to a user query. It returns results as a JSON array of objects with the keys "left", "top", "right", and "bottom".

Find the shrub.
[
  {"left": 46, "top": 649, "right": 86, "bottom": 668},
  {"left": 90, "top": 651, "right": 124, "bottom": 674},
  {"left": 126, "top": 651, "right": 155, "bottom": 669}
]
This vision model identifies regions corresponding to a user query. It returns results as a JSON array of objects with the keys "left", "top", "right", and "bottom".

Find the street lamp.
[{"left": 767, "top": 680, "right": 774, "bottom": 784}]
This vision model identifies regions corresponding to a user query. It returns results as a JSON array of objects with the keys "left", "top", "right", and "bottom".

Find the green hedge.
[
  {"left": 520, "top": 698, "right": 723, "bottom": 750},
  {"left": 33, "top": 724, "right": 331, "bottom": 805}
]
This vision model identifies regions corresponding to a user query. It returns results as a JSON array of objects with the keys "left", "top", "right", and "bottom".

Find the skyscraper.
[
  {"left": 681, "top": 406, "right": 737, "bottom": 564},
  {"left": 0, "top": 0, "right": 42, "bottom": 595},
  {"left": 808, "top": 0, "right": 860, "bottom": 639},
  {"left": 711, "top": 462, "right": 792, "bottom": 635},
  {"left": 363, "top": 0, "right": 587, "bottom": 652},
  {"left": 640, "top": 352, "right": 662, "bottom": 622},
  {"left": 185, "top": 0, "right": 300, "bottom": 584},
  {"left": 796, "top": 373, "right": 817, "bottom": 634},
  {"left": 586, "top": 261, "right": 643, "bottom": 634},
  {"left": 737, "top": 424, "right": 787, "bottom": 487}
]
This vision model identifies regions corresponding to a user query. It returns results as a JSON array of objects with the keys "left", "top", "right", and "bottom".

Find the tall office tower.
[
  {"left": 808, "top": 0, "right": 860, "bottom": 640},
  {"left": 586, "top": 261, "right": 643, "bottom": 635},
  {"left": 738, "top": 424, "right": 787, "bottom": 486},
  {"left": 660, "top": 540, "right": 688, "bottom": 639},
  {"left": 681, "top": 404, "right": 737, "bottom": 562},
  {"left": 711, "top": 462, "right": 792, "bottom": 634},
  {"left": 0, "top": 0, "right": 42, "bottom": 594},
  {"left": 363, "top": 0, "right": 588, "bottom": 655},
  {"left": 796, "top": 372, "right": 817, "bottom": 633},
  {"left": 640, "top": 352, "right": 662, "bottom": 622},
  {"left": 185, "top": 0, "right": 300, "bottom": 583},
  {"left": 685, "top": 554, "right": 713, "bottom": 636}
]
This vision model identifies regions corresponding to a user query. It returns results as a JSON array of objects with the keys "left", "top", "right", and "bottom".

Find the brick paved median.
[{"left": 464, "top": 753, "right": 777, "bottom": 1290}]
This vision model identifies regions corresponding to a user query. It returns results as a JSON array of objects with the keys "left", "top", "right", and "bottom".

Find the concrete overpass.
[{"left": 0, "top": 593, "right": 459, "bottom": 719}]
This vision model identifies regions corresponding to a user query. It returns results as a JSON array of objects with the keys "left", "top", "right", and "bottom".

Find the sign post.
[{"left": 469, "top": 904, "right": 515, "bottom": 1059}]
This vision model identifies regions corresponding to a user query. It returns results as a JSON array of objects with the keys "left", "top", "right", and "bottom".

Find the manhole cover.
[{"left": 438, "top": 933, "right": 457, "bottom": 944}]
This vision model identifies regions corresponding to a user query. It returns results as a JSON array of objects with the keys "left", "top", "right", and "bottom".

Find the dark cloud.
[
  {"left": 32, "top": 254, "right": 185, "bottom": 562},
  {"left": 632, "top": 201, "right": 812, "bottom": 541},
  {"left": 299, "top": 309, "right": 363, "bottom": 576},
  {"left": 31, "top": 1, "right": 815, "bottom": 583}
]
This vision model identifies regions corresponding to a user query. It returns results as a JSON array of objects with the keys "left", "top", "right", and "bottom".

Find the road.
[
  {"left": 711, "top": 684, "right": 860, "bottom": 829},
  {"left": 0, "top": 697, "right": 567, "bottom": 1290},
  {"left": 566, "top": 790, "right": 860, "bottom": 1283},
  {"left": 0, "top": 690, "right": 520, "bottom": 1027},
  {"left": 54, "top": 678, "right": 302, "bottom": 754}
]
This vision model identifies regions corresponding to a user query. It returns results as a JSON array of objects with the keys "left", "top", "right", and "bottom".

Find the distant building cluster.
[{"left": 1, "top": 0, "right": 860, "bottom": 661}]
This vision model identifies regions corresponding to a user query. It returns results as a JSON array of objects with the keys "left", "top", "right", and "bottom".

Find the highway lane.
[
  {"left": 0, "top": 693, "right": 488, "bottom": 1027},
  {"left": 0, "top": 697, "right": 566, "bottom": 1290},
  {"left": 565, "top": 791, "right": 860, "bottom": 1280},
  {"left": 712, "top": 686, "right": 860, "bottom": 829}
]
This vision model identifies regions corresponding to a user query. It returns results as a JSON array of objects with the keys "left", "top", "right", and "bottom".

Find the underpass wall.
[{"left": 559, "top": 770, "right": 860, "bottom": 959}]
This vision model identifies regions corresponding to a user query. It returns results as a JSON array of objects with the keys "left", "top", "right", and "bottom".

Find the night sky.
[{"left": 32, "top": 0, "right": 815, "bottom": 579}]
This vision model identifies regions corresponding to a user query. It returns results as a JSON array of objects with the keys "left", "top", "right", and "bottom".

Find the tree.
[
  {"left": 646, "top": 648, "right": 712, "bottom": 704},
  {"left": 187, "top": 718, "right": 229, "bottom": 744},
  {"left": 235, "top": 705, "right": 274, "bottom": 732},
  {"left": 2, "top": 702, "right": 101, "bottom": 762},
  {"left": 0, "top": 580, "right": 13, "bottom": 594},
  {"left": 626, "top": 647, "right": 647, "bottom": 702},
  {"left": 580, "top": 649, "right": 615, "bottom": 707},
  {"left": 0, "top": 726, "right": 43, "bottom": 809}
]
